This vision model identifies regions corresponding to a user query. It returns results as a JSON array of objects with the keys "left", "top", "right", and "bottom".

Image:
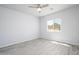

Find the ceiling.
[{"left": 0, "top": 4, "right": 76, "bottom": 17}]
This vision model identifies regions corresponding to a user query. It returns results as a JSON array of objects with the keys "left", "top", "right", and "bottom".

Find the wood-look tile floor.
[{"left": 0, "top": 39, "right": 79, "bottom": 55}]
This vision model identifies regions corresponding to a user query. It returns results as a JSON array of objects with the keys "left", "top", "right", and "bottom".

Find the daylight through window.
[{"left": 47, "top": 18, "right": 62, "bottom": 32}]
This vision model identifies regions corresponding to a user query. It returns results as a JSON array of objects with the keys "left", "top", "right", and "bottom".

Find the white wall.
[
  {"left": 0, "top": 6, "right": 39, "bottom": 48},
  {"left": 40, "top": 5, "right": 79, "bottom": 45}
]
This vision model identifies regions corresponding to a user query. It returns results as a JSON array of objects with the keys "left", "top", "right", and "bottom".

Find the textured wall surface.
[
  {"left": 40, "top": 5, "right": 79, "bottom": 45},
  {"left": 0, "top": 6, "right": 39, "bottom": 48}
]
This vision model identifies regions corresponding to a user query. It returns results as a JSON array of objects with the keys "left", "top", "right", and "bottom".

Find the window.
[{"left": 47, "top": 18, "right": 62, "bottom": 32}]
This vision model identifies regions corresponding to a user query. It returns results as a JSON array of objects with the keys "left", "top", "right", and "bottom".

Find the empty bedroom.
[{"left": 0, "top": 4, "right": 79, "bottom": 55}]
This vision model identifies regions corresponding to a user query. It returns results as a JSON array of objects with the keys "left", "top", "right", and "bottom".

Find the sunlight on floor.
[{"left": 51, "top": 41, "right": 71, "bottom": 47}]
